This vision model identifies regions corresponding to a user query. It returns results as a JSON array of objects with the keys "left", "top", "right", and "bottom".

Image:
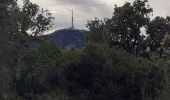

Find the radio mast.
[{"left": 71, "top": 9, "right": 74, "bottom": 30}]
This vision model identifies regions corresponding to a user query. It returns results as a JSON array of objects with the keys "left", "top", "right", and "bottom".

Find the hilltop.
[{"left": 45, "top": 28, "right": 87, "bottom": 49}]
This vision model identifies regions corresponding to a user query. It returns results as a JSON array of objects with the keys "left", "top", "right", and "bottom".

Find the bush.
[
  {"left": 64, "top": 43, "right": 167, "bottom": 100},
  {"left": 16, "top": 43, "right": 61, "bottom": 99},
  {"left": 12, "top": 43, "right": 167, "bottom": 100}
]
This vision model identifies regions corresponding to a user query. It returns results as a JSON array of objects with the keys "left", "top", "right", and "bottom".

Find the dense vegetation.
[{"left": 0, "top": 0, "right": 170, "bottom": 100}]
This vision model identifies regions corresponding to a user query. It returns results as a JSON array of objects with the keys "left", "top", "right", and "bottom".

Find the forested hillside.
[
  {"left": 0, "top": 0, "right": 170, "bottom": 100},
  {"left": 46, "top": 29, "right": 86, "bottom": 49}
]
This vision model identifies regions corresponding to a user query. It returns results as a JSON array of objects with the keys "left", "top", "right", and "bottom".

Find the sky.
[{"left": 18, "top": 0, "right": 170, "bottom": 34}]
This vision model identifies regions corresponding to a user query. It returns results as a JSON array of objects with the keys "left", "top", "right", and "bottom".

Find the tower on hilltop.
[{"left": 71, "top": 9, "right": 75, "bottom": 30}]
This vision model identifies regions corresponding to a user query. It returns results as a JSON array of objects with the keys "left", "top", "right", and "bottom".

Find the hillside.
[{"left": 44, "top": 29, "right": 87, "bottom": 49}]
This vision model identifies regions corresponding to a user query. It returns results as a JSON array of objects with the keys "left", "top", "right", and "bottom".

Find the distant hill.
[{"left": 41, "top": 28, "right": 87, "bottom": 49}]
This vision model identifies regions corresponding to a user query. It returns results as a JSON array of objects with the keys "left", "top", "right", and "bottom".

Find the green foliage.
[
  {"left": 0, "top": 0, "right": 54, "bottom": 98},
  {"left": 64, "top": 43, "right": 166, "bottom": 100},
  {"left": 16, "top": 43, "right": 61, "bottom": 99},
  {"left": 2, "top": 42, "right": 164, "bottom": 100},
  {"left": 146, "top": 17, "right": 170, "bottom": 51},
  {"left": 86, "top": 0, "right": 170, "bottom": 58},
  {"left": 86, "top": 18, "right": 106, "bottom": 43},
  {"left": 155, "top": 61, "right": 170, "bottom": 100},
  {"left": 0, "top": 0, "right": 54, "bottom": 68},
  {"left": 0, "top": 0, "right": 169, "bottom": 100},
  {"left": 87, "top": 0, "right": 153, "bottom": 55},
  {"left": 21, "top": 0, "right": 54, "bottom": 36}
]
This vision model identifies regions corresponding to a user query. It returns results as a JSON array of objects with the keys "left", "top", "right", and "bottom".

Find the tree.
[
  {"left": 86, "top": 0, "right": 170, "bottom": 58},
  {"left": 21, "top": 0, "right": 54, "bottom": 36},
  {"left": 86, "top": 18, "right": 106, "bottom": 43},
  {"left": 0, "top": 0, "right": 54, "bottom": 45},
  {"left": 16, "top": 43, "right": 61, "bottom": 99},
  {"left": 146, "top": 16, "right": 170, "bottom": 52},
  {"left": 64, "top": 43, "right": 166, "bottom": 100},
  {"left": 87, "top": 0, "right": 154, "bottom": 56},
  {"left": 107, "top": 0, "right": 152, "bottom": 55},
  {"left": 0, "top": 0, "right": 54, "bottom": 72},
  {"left": 0, "top": 0, "right": 54, "bottom": 99}
]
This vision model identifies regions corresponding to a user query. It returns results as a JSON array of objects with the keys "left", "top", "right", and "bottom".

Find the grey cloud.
[
  {"left": 41, "top": 0, "right": 114, "bottom": 30},
  {"left": 149, "top": 0, "right": 170, "bottom": 17},
  {"left": 56, "top": 0, "right": 106, "bottom": 9},
  {"left": 56, "top": 0, "right": 113, "bottom": 17},
  {"left": 28, "top": 0, "right": 170, "bottom": 33}
]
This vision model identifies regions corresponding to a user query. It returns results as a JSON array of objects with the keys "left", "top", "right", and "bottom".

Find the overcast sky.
[{"left": 18, "top": 0, "right": 170, "bottom": 33}]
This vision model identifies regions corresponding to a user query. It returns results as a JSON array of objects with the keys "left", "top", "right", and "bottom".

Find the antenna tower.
[{"left": 71, "top": 9, "right": 74, "bottom": 30}]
